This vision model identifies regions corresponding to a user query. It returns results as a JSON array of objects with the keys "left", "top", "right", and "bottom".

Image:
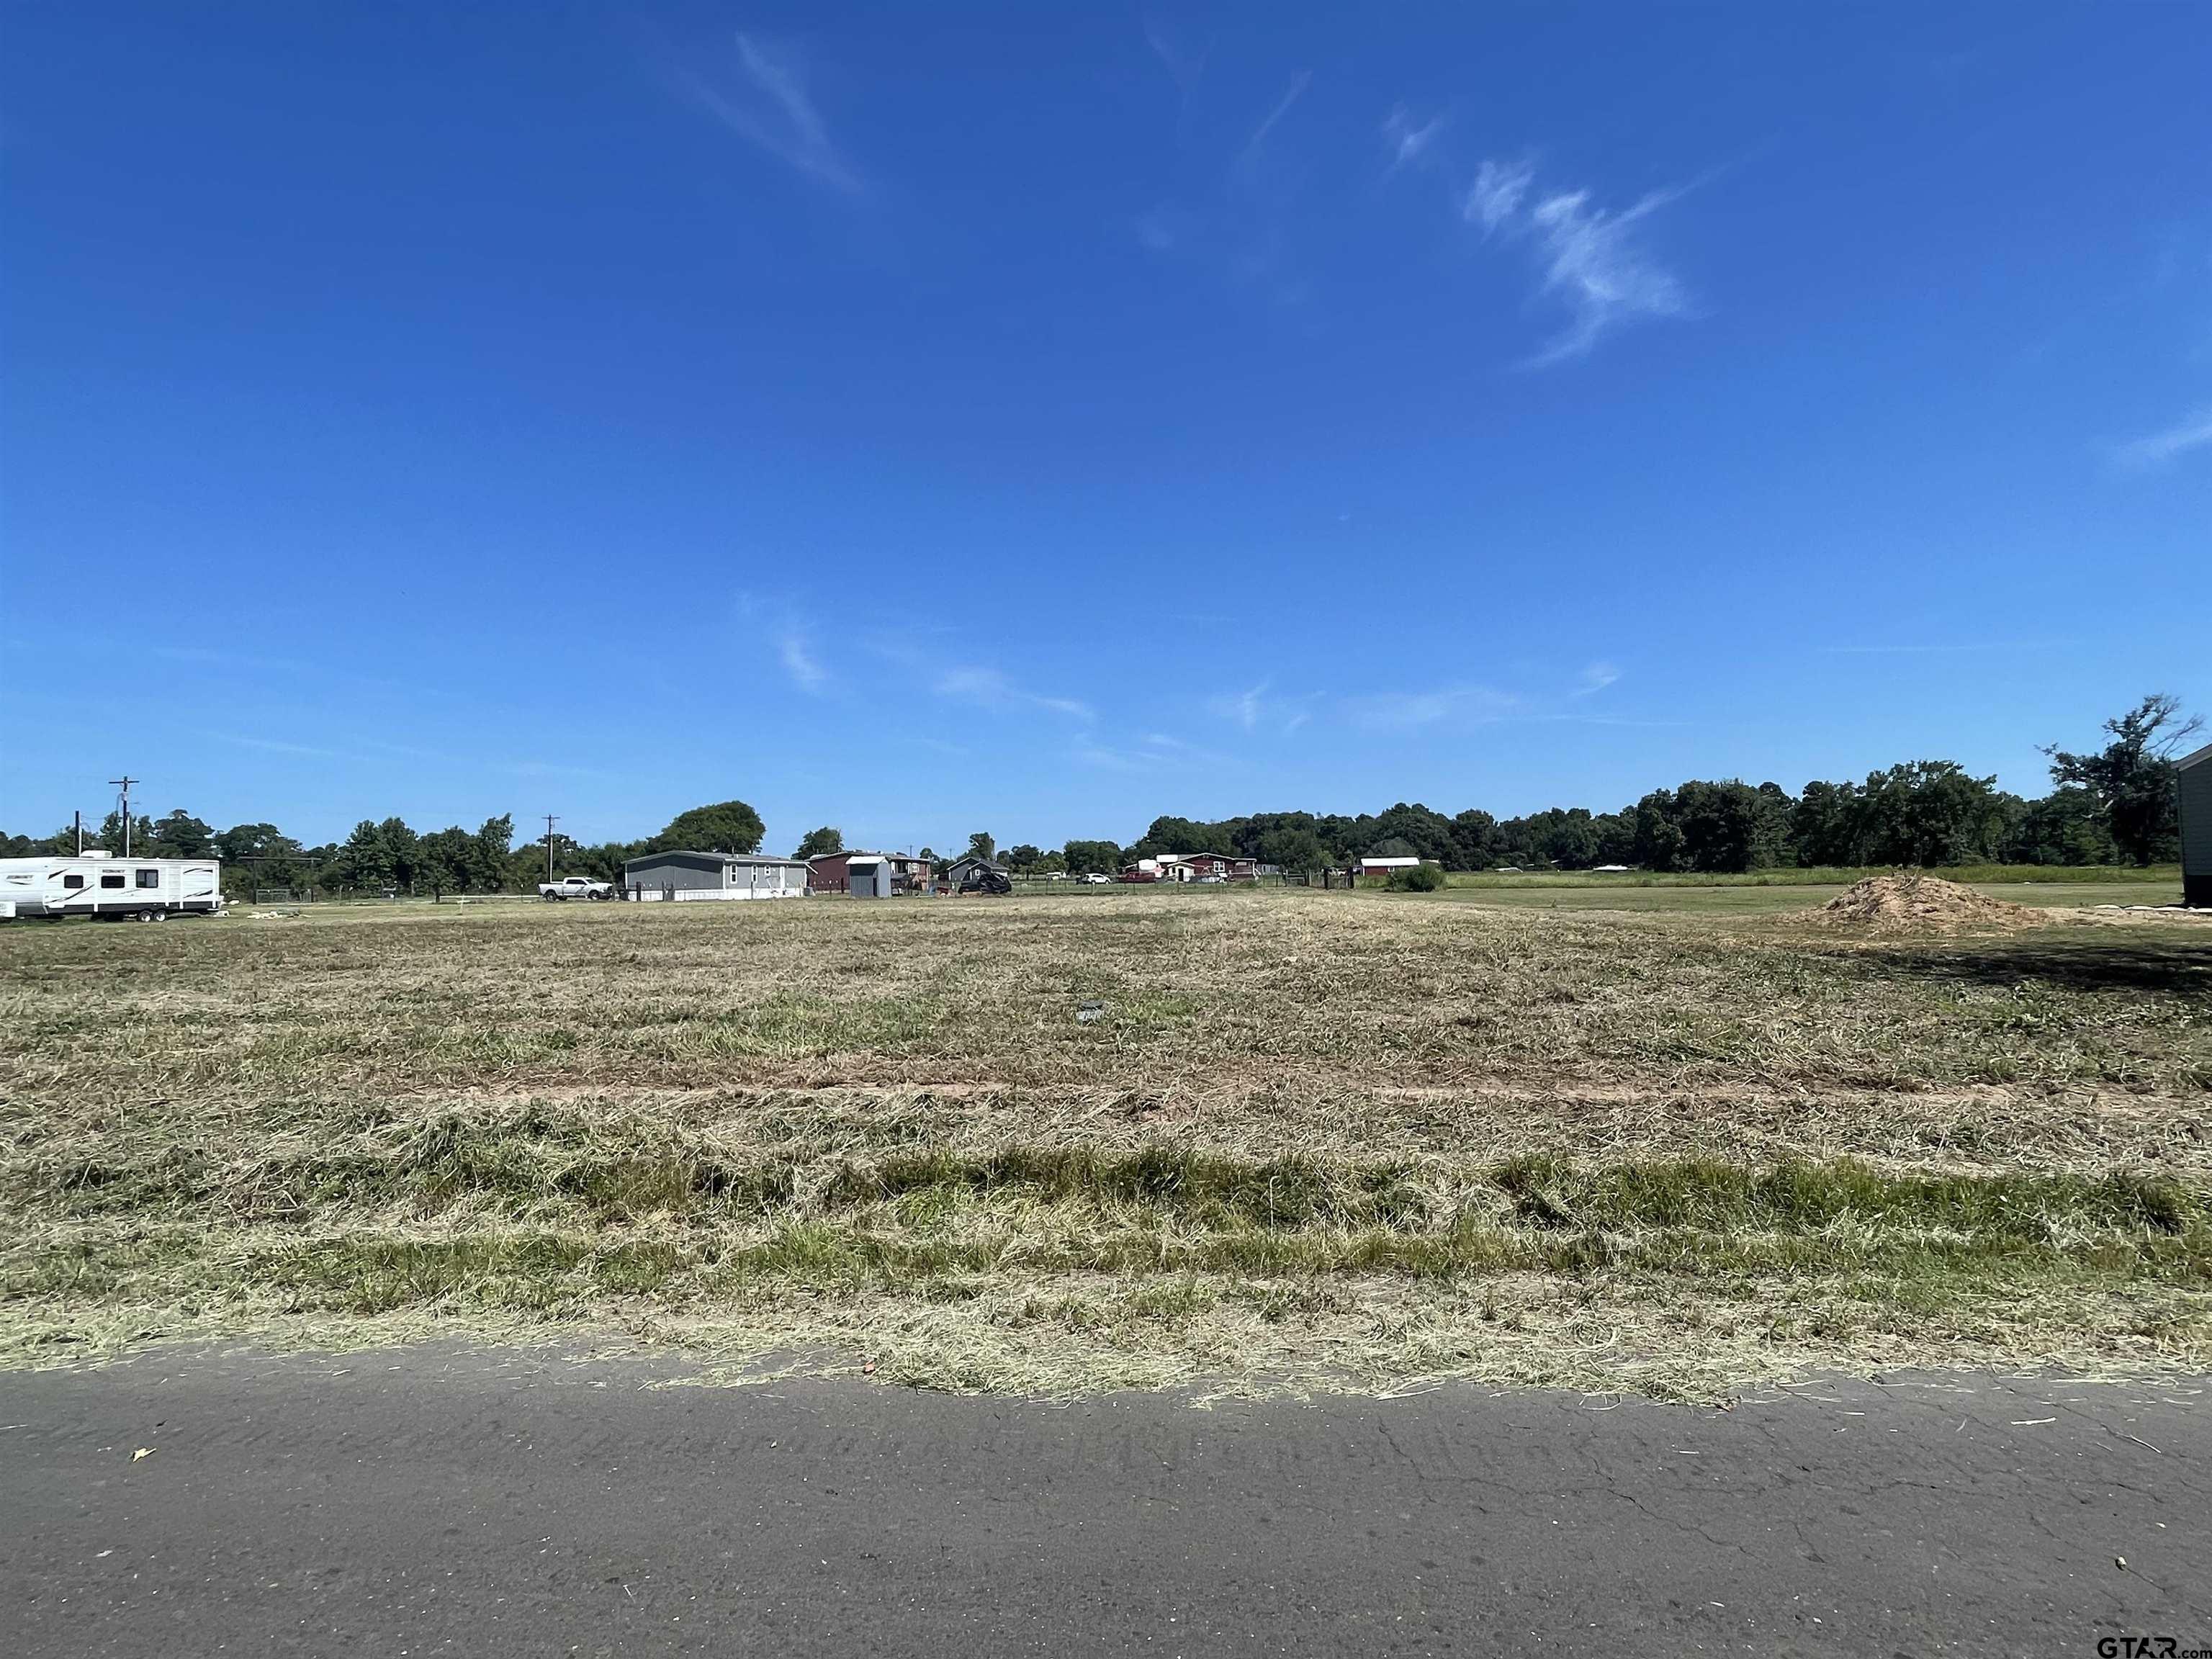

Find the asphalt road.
[{"left": 3, "top": 1347, "right": 2206, "bottom": 1657}]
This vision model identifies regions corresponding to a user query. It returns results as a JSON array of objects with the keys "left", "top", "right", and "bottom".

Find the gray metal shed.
[
  {"left": 2180, "top": 740, "right": 2212, "bottom": 908},
  {"left": 845, "top": 855, "right": 891, "bottom": 899}
]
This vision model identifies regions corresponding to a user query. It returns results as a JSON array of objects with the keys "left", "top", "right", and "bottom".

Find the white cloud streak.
[
  {"left": 1573, "top": 661, "right": 1621, "bottom": 697},
  {"left": 685, "top": 34, "right": 860, "bottom": 194},
  {"left": 2114, "top": 408, "right": 2212, "bottom": 468},
  {"left": 1381, "top": 105, "right": 1447, "bottom": 174},
  {"left": 1466, "top": 159, "right": 1695, "bottom": 364},
  {"left": 934, "top": 665, "right": 1094, "bottom": 722},
  {"left": 779, "top": 630, "right": 828, "bottom": 693},
  {"left": 1342, "top": 684, "right": 1519, "bottom": 729},
  {"left": 1464, "top": 157, "right": 1533, "bottom": 233},
  {"left": 1236, "top": 71, "right": 1312, "bottom": 171}
]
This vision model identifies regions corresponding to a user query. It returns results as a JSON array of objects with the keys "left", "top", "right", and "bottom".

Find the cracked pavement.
[{"left": 2, "top": 1347, "right": 2206, "bottom": 1655}]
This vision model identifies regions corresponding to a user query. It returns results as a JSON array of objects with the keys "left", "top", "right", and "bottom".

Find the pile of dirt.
[{"left": 1805, "top": 873, "right": 2044, "bottom": 936}]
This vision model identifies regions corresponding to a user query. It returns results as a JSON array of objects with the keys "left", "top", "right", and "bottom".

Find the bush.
[{"left": 1387, "top": 863, "right": 1446, "bottom": 892}]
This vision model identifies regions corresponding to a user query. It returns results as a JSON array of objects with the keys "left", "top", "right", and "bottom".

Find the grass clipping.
[{"left": 1806, "top": 872, "right": 2046, "bottom": 936}]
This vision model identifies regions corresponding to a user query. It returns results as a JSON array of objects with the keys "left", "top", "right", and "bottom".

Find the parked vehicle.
[
  {"left": 0, "top": 855, "right": 224, "bottom": 921},
  {"left": 1079, "top": 873, "right": 1112, "bottom": 885},
  {"left": 537, "top": 875, "right": 613, "bottom": 902},
  {"left": 958, "top": 866, "right": 1013, "bottom": 896}
]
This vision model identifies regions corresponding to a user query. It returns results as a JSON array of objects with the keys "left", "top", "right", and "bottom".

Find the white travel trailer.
[{"left": 0, "top": 853, "right": 225, "bottom": 920}]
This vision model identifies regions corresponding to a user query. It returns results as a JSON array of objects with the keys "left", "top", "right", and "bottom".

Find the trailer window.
[
  {"left": 137, "top": 869, "right": 161, "bottom": 889},
  {"left": 63, "top": 874, "right": 86, "bottom": 890},
  {"left": 99, "top": 873, "right": 125, "bottom": 889}
]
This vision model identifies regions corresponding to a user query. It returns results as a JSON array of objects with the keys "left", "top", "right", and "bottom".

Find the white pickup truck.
[{"left": 537, "top": 875, "right": 613, "bottom": 902}]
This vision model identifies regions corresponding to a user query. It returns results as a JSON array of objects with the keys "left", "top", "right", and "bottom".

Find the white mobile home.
[
  {"left": 622, "top": 850, "right": 810, "bottom": 902},
  {"left": 0, "top": 854, "right": 224, "bottom": 920}
]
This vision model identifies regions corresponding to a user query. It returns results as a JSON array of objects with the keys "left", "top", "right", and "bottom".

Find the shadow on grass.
[{"left": 1869, "top": 932, "right": 2212, "bottom": 997}]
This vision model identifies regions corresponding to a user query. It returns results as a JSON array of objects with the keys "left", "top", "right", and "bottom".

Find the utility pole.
[
  {"left": 544, "top": 814, "right": 559, "bottom": 882},
  {"left": 108, "top": 775, "right": 138, "bottom": 855},
  {"left": 73, "top": 811, "right": 83, "bottom": 856}
]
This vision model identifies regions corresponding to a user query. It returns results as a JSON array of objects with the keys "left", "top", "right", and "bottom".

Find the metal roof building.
[
  {"left": 2181, "top": 740, "right": 2212, "bottom": 908},
  {"left": 622, "top": 850, "right": 809, "bottom": 902}
]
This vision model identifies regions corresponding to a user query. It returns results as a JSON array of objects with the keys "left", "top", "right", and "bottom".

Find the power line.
[{"left": 108, "top": 775, "right": 138, "bottom": 856}]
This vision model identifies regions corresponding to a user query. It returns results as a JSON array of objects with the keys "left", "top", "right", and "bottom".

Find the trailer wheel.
[{"left": 146, "top": 909, "right": 166, "bottom": 922}]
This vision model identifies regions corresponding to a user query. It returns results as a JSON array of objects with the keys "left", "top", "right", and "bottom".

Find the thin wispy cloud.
[
  {"left": 779, "top": 629, "right": 828, "bottom": 693},
  {"left": 684, "top": 33, "right": 860, "bottom": 193},
  {"left": 1343, "top": 684, "right": 1519, "bottom": 730},
  {"left": 2113, "top": 408, "right": 2212, "bottom": 468},
  {"left": 1464, "top": 157, "right": 1534, "bottom": 235},
  {"left": 1381, "top": 105, "right": 1447, "bottom": 175},
  {"left": 1134, "top": 202, "right": 1196, "bottom": 255},
  {"left": 1143, "top": 17, "right": 1206, "bottom": 104},
  {"left": 1076, "top": 732, "right": 1231, "bottom": 773},
  {"left": 1819, "top": 640, "right": 2067, "bottom": 656},
  {"left": 1573, "top": 661, "right": 1622, "bottom": 697},
  {"left": 934, "top": 665, "right": 1094, "bottom": 722},
  {"left": 1236, "top": 70, "right": 1311, "bottom": 172},
  {"left": 1465, "top": 159, "right": 1696, "bottom": 364},
  {"left": 1210, "top": 680, "right": 1270, "bottom": 731},
  {"left": 1205, "top": 680, "right": 1318, "bottom": 735},
  {"left": 215, "top": 732, "right": 341, "bottom": 759}
]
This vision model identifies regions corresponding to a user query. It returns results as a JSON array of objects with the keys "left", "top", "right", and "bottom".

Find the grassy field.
[{"left": 4, "top": 886, "right": 2209, "bottom": 1398}]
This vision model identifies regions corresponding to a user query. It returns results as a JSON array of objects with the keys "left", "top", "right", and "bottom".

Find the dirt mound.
[{"left": 1806, "top": 873, "right": 2044, "bottom": 936}]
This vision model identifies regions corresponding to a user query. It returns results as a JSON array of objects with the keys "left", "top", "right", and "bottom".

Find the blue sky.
[{"left": 5, "top": 3, "right": 2208, "bottom": 854}]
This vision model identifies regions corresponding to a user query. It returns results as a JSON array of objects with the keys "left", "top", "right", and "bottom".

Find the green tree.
[
  {"left": 794, "top": 825, "right": 844, "bottom": 858},
  {"left": 1668, "top": 781, "right": 1777, "bottom": 873},
  {"left": 655, "top": 801, "right": 765, "bottom": 856},
  {"left": 1369, "top": 802, "right": 1457, "bottom": 865},
  {"left": 1631, "top": 790, "right": 1688, "bottom": 872},
  {"left": 416, "top": 827, "right": 476, "bottom": 896},
  {"left": 1791, "top": 780, "right": 1864, "bottom": 867},
  {"left": 964, "top": 831, "right": 997, "bottom": 863},
  {"left": 148, "top": 809, "right": 214, "bottom": 858},
  {"left": 2044, "top": 695, "right": 2201, "bottom": 866},
  {"left": 96, "top": 811, "right": 156, "bottom": 855},
  {"left": 2010, "top": 787, "right": 2118, "bottom": 866},
  {"left": 327, "top": 820, "right": 393, "bottom": 890},
  {"left": 1449, "top": 809, "right": 1501, "bottom": 871},
  {"left": 1856, "top": 761, "right": 2010, "bottom": 866},
  {"left": 1062, "top": 838, "right": 1123, "bottom": 875},
  {"left": 377, "top": 817, "right": 420, "bottom": 890},
  {"left": 1003, "top": 843, "right": 1043, "bottom": 871},
  {"left": 471, "top": 814, "right": 515, "bottom": 891},
  {"left": 1257, "top": 824, "right": 1326, "bottom": 872}
]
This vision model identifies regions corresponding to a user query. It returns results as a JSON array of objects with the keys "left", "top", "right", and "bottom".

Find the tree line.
[
  {"left": 3, "top": 696, "right": 2196, "bottom": 891},
  {"left": 986, "top": 695, "right": 2200, "bottom": 877}
]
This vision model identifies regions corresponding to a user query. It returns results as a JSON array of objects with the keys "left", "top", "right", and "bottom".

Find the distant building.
[
  {"left": 1356, "top": 855, "right": 1424, "bottom": 884},
  {"left": 811, "top": 851, "right": 931, "bottom": 896},
  {"left": 1121, "top": 853, "right": 1258, "bottom": 884},
  {"left": 623, "top": 850, "right": 809, "bottom": 902},
  {"left": 944, "top": 854, "right": 1010, "bottom": 894},
  {"left": 1166, "top": 852, "right": 1258, "bottom": 883},
  {"left": 2182, "top": 740, "right": 2212, "bottom": 908}
]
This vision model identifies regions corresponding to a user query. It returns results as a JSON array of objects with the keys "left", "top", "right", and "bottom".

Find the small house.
[
  {"left": 944, "top": 854, "right": 1010, "bottom": 894},
  {"left": 1356, "top": 855, "right": 1424, "bottom": 884},
  {"left": 2182, "top": 740, "right": 2212, "bottom": 908},
  {"left": 810, "top": 850, "right": 932, "bottom": 896},
  {"left": 1170, "top": 852, "right": 1258, "bottom": 883},
  {"left": 623, "top": 850, "right": 809, "bottom": 902}
]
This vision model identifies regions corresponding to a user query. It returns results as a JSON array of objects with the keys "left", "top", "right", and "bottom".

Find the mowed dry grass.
[{"left": 4, "top": 889, "right": 2210, "bottom": 1397}]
